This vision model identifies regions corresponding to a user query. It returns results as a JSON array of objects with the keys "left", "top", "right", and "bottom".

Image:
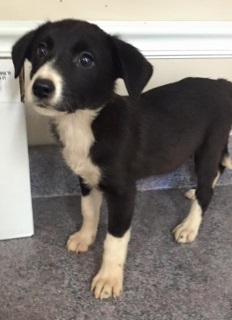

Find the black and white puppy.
[{"left": 12, "top": 19, "right": 232, "bottom": 300}]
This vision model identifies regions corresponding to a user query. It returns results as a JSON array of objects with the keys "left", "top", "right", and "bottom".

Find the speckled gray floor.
[{"left": 1, "top": 186, "right": 232, "bottom": 320}]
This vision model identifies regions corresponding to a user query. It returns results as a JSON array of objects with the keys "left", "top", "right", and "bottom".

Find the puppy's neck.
[{"left": 55, "top": 107, "right": 101, "bottom": 133}]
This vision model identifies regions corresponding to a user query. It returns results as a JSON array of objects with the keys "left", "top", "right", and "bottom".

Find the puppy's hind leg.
[
  {"left": 184, "top": 168, "right": 222, "bottom": 201},
  {"left": 184, "top": 144, "right": 230, "bottom": 200},
  {"left": 174, "top": 144, "right": 223, "bottom": 243},
  {"left": 67, "top": 177, "right": 102, "bottom": 253}
]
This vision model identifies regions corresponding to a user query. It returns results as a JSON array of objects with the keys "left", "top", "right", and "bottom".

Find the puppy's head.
[{"left": 12, "top": 19, "right": 153, "bottom": 116}]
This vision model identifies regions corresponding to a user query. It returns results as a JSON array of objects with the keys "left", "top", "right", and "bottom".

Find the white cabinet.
[{"left": 0, "top": 59, "right": 33, "bottom": 240}]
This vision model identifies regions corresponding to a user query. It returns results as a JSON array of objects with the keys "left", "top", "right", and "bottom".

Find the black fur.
[{"left": 12, "top": 19, "right": 232, "bottom": 240}]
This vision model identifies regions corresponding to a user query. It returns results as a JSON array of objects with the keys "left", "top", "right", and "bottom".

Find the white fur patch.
[
  {"left": 173, "top": 200, "right": 202, "bottom": 243},
  {"left": 91, "top": 229, "right": 131, "bottom": 299},
  {"left": 67, "top": 188, "right": 103, "bottom": 253},
  {"left": 25, "top": 61, "right": 63, "bottom": 110},
  {"left": 55, "top": 109, "right": 102, "bottom": 187},
  {"left": 185, "top": 189, "right": 196, "bottom": 200},
  {"left": 221, "top": 155, "right": 232, "bottom": 169}
]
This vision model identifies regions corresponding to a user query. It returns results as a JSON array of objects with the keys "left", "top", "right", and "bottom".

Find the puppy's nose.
[{"left": 32, "top": 78, "right": 55, "bottom": 99}]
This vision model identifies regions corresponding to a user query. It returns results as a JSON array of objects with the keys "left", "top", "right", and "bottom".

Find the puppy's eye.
[
  {"left": 36, "top": 42, "right": 48, "bottom": 58},
  {"left": 79, "top": 52, "right": 94, "bottom": 68}
]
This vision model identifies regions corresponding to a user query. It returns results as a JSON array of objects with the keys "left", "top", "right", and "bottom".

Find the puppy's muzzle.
[{"left": 32, "top": 78, "right": 55, "bottom": 100}]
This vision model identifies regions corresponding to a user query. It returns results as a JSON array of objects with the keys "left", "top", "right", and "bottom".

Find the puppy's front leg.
[
  {"left": 67, "top": 178, "right": 102, "bottom": 253},
  {"left": 91, "top": 187, "right": 135, "bottom": 299}
]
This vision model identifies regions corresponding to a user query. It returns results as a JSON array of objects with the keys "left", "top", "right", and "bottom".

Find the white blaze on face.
[{"left": 25, "top": 61, "right": 64, "bottom": 117}]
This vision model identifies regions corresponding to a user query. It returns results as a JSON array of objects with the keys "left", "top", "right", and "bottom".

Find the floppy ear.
[
  {"left": 112, "top": 37, "right": 153, "bottom": 99},
  {"left": 12, "top": 30, "right": 35, "bottom": 78}
]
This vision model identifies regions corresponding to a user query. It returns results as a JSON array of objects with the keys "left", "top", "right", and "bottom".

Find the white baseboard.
[{"left": 1, "top": 20, "right": 232, "bottom": 58}]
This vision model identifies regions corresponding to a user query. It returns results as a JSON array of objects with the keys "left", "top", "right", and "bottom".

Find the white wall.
[
  {"left": 1, "top": 0, "right": 232, "bottom": 21},
  {"left": 1, "top": 0, "right": 232, "bottom": 145}
]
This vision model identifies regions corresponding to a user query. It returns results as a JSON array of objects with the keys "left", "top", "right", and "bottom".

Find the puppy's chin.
[
  {"left": 33, "top": 105, "right": 65, "bottom": 117},
  {"left": 25, "top": 98, "right": 66, "bottom": 117}
]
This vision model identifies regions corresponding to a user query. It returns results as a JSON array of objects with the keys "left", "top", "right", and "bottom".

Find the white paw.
[
  {"left": 184, "top": 189, "right": 196, "bottom": 200},
  {"left": 66, "top": 231, "right": 94, "bottom": 253},
  {"left": 91, "top": 267, "right": 123, "bottom": 300},
  {"left": 172, "top": 220, "right": 199, "bottom": 243}
]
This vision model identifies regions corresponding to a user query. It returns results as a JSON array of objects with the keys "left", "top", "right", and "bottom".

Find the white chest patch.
[{"left": 55, "top": 109, "right": 101, "bottom": 187}]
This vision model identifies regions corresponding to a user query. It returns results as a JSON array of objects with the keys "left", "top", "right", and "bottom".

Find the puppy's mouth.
[
  {"left": 31, "top": 98, "right": 70, "bottom": 117},
  {"left": 35, "top": 101, "right": 54, "bottom": 109},
  {"left": 33, "top": 104, "right": 64, "bottom": 118}
]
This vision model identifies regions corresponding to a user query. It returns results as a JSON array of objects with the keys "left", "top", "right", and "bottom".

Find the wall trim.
[{"left": 1, "top": 20, "right": 232, "bottom": 59}]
